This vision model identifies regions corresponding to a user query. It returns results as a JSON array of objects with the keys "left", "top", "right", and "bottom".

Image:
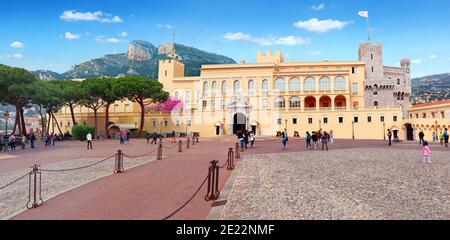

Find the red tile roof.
[{"left": 411, "top": 99, "right": 450, "bottom": 109}]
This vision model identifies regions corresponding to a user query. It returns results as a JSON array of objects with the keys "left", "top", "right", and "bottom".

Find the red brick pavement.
[{"left": 9, "top": 137, "right": 448, "bottom": 220}]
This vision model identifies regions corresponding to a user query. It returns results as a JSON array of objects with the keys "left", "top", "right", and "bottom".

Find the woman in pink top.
[{"left": 422, "top": 141, "right": 432, "bottom": 164}]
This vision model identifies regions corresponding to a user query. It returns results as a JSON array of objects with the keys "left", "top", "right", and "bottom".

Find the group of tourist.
[
  {"left": 118, "top": 129, "right": 131, "bottom": 145},
  {"left": 1, "top": 131, "right": 40, "bottom": 151},
  {"left": 236, "top": 130, "right": 256, "bottom": 149},
  {"left": 430, "top": 130, "right": 449, "bottom": 147},
  {"left": 305, "top": 130, "right": 334, "bottom": 151}
]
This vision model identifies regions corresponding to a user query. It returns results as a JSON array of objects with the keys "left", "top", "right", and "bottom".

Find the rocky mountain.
[
  {"left": 411, "top": 73, "right": 450, "bottom": 104},
  {"left": 32, "top": 41, "right": 236, "bottom": 80}
]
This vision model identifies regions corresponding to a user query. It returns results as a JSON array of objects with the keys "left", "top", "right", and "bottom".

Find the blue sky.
[{"left": 0, "top": 0, "right": 449, "bottom": 78}]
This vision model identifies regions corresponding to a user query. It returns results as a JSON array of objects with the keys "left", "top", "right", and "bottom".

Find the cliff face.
[
  {"left": 33, "top": 40, "right": 236, "bottom": 80},
  {"left": 128, "top": 40, "right": 158, "bottom": 61}
]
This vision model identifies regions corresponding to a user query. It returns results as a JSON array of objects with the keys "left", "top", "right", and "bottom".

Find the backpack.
[{"left": 444, "top": 131, "right": 449, "bottom": 137}]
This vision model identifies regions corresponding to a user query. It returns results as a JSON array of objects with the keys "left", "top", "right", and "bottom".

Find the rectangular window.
[
  {"left": 202, "top": 100, "right": 207, "bottom": 109},
  {"left": 277, "top": 118, "right": 282, "bottom": 125},
  {"left": 293, "top": 118, "right": 298, "bottom": 125},
  {"left": 367, "top": 116, "right": 372, "bottom": 123},
  {"left": 221, "top": 99, "right": 226, "bottom": 110},
  {"left": 431, "top": 112, "right": 435, "bottom": 118},
  {"left": 393, "top": 116, "right": 398, "bottom": 122},
  {"left": 308, "top": 118, "right": 313, "bottom": 124},
  {"left": 125, "top": 104, "right": 131, "bottom": 113},
  {"left": 339, "top": 117, "right": 344, "bottom": 123},
  {"left": 422, "top": 113, "right": 427, "bottom": 118},
  {"left": 352, "top": 83, "right": 359, "bottom": 95},
  {"left": 323, "top": 117, "right": 328, "bottom": 124},
  {"left": 441, "top": 111, "right": 445, "bottom": 118},
  {"left": 415, "top": 114, "right": 419, "bottom": 119},
  {"left": 371, "top": 66, "right": 374, "bottom": 72},
  {"left": 352, "top": 67, "right": 356, "bottom": 74},
  {"left": 114, "top": 104, "right": 119, "bottom": 113},
  {"left": 164, "top": 120, "right": 168, "bottom": 127},
  {"left": 380, "top": 116, "right": 385, "bottom": 122},
  {"left": 354, "top": 117, "right": 359, "bottom": 123}
]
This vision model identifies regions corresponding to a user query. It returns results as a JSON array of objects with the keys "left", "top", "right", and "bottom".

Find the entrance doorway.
[
  {"left": 405, "top": 124, "right": 414, "bottom": 141},
  {"left": 216, "top": 126, "right": 220, "bottom": 136},
  {"left": 251, "top": 125, "right": 257, "bottom": 135},
  {"left": 233, "top": 113, "right": 247, "bottom": 134}
]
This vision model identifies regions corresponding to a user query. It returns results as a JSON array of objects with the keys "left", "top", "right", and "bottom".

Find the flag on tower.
[{"left": 358, "top": 11, "right": 369, "bottom": 18}]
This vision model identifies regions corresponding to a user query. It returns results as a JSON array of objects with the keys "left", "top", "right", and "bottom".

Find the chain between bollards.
[
  {"left": 26, "top": 164, "right": 43, "bottom": 209},
  {"left": 205, "top": 160, "right": 220, "bottom": 201}
]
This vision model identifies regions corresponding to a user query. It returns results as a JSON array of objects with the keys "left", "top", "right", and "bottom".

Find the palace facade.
[{"left": 54, "top": 41, "right": 449, "bottom": 140}]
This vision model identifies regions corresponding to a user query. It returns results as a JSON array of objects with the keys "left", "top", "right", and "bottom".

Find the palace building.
[{"left": 54, "top": 41, "right": 450, "bottom": 140}]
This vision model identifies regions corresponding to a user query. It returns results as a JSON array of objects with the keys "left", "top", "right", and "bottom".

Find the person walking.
[
  {"left": 321, "top": 132, "right": 329, "bottom": 151},
  {"left": 418, "top": 130, "right": 425, "bottom": 145},
  {"left": 171, "top": 130, "right": 176, "bottom": 143},
  {"left": 249, "top": 131, "right": 255, "bottom": 148},
  {"left": 388, "top": 130, "right": 392, "bottom": 146},
  {"left": 444, "top": 128, "right": 449, "bottom": 148},
  {"left": 237, "top": 130, "right": 244, "bottom": 149},
  {"left": 432, "top": 132, "right": 436, "bottom": 142},
  {"left": 146, "top": 132, "right": 151, "bottom": 144},
  {"left": 86, "top": 132, "right": 93, "bottom": 150},
  {"left": 244, "top": 130, "right": 249, "bottom": 149},
  {"left": 311, "top": 131, "right": 318, "bottom": 150},
  {"left": 422, "top": 141, "right": 432, "bottom": 164},
  {"left": 30, "top": 131, "right": 36, "bottom": 149},
  {"left": 9, "top": 135, "right": 16, "bottom": 151},
  {"left": 21, "top": 135, "right": 27, "bottom": 149},
  {"left": 151, "top": 132, "right": 158, "bottom": 145},
  {"left": 329, "top": 130, "right": 334, "bottom": 144},
  {"left": 281, "top": 132, "right": 288, "bottom": 150},
  {"left": 306, "top": 131, "right": 312, "bottom": 150},
  {"left": 439, "top": 131, "right": 444, "bottom": 145}
]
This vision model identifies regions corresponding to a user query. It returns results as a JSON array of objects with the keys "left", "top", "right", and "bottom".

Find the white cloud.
[
  {"left": 311, "top": 4, "right": 325, "bottom": 11},
  {"left": 293, "top": 18, "right": 352, "bottom": 33},
  {"left": 120, "top": 31, "right": 128, "bottom": 37},
  {"left": 223, "top": 32, "right": 310, "bottom": 46},
  {"left": 10, "top": 41, "right": 24, "bottom": 48},
  {"left": 12, "top": 53, "right": 23, "bottom": 59},
  {"left": 411, "top": 59, "right": 422, "bottom": 64},
  {"left": 63, "top": 32, "right": 81, "bottom": 40},
  {"left": 156, "top": 24, "right": 173, "bottom": 29},
  {"left": 95, "top": 35, "right": 124, "bottom": 44},
  {"left": 429, "top": 54, "right": 438, "bottom": 59},
  {"left": 60, "top": 10, "right": 122, "bottom": 23},
  {"left": 310, "top": 50, "right": 322, "bottom": 55}
]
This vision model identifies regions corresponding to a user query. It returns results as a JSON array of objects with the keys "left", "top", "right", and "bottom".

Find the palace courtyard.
[{"left": 0, "top": 137, "right": 449, "bottom": 220}]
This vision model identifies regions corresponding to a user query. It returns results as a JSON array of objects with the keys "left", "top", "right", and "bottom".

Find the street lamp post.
[
  {"left": 352, "top": 121, "right": 355, "bottom": 140},
  {"left": 160, "top": 121, "right": 163, "bottom": 136},
  {"left": 383, "top": 122, "right": 386, "bottom": 140},
  {"left": 4, "top": 111, "right": 10, "bottom": 135},
  {"left": 285, "top": 119, "right": 288, "bottom": 133}
]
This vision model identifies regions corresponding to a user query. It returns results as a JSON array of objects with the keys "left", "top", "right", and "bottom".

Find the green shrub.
[
  {"left": 72, "top": 125, "right": 96, "bottom": 141},
  {"left": 130, "top": 130, "right": 147, "bottom": 138}
]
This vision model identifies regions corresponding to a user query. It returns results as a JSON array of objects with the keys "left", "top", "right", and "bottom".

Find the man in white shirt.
[{"left": 86, "top": 132, "right": 93, "bottom": 150}]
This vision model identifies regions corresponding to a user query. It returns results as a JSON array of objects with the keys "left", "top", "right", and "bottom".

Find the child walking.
[{"left": 422, "top": 141, "right": 432, "bottom": 164}]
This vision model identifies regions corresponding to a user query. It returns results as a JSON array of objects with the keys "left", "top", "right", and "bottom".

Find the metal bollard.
[
  {"left": 27, "top": 164, "right": 43, "bottom": 209},
  {"left": 187, "top": 138, "right": 190, "bottom": 149},
  {"left": 235, "top": 143, "right": 241, "bottom": 159},
  {"left": 178, "top": 140, "right": 183, "bottom": 153},
  {"left": 157, "top": 139, "right": 163, "bottom": 160},
  {"left": 114, "top": 149, "right": 124, "bottom": 173},
  {"left": 205, "top": 160, "right": 220, "bottom": 201},
  {"left": 227, "top": 147, "right": 235, "bottom": 171}
]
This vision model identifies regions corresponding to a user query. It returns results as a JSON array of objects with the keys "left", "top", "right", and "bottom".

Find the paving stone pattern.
[{"left": 220, "top": 148, "right": 450, "bottom": 220}]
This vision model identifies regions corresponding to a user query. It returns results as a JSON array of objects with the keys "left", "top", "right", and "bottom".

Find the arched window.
[
  {"left": 274, "top": 78, "right": 285, "bottom": 92},
  {"left": 304, "top": 77, "right": 316, "bottom": 91},
  {"left": 233, "top": 80, "right": 241, "bottom": 94},
  {"left": 274, "top": 97, "right": 286, "bottom": 108},
  {"left": 262, "top": 79, "right": 269, "bottom": 93},
  {"left": 289, "top": 78, "right": 300, "bottom": 91},
  {"left": 248, "top": 80, "right": 255, "bottom": 95},
  {"left": 221, "top": 81, "right": 227, "bottom": 94},
  {"left": 319, "top": 77, "right": 331, "bottom": 90},
  {"left": 211, "top": 81, "right": 217, "bottom": 95},
  {"left": 289, "top": 97, "right": 301, "bottom": 108},
  {"left": 203, "top": 82, "right": 208, "bottom": 96},
  {"left": 334, "top": 77, "right": 346, "bottom": 90},
  {"left": 184, "top": 90, "right": 191, "bottom": 106},
  {"left": 173, "top": 91, "right": 179, "bottom": 100},
  {"left": 374, "top": 101, "right": 379, "bottom": 107},
  {"left": 373, "top": 84, "right": 378, "bottom": 96}
]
